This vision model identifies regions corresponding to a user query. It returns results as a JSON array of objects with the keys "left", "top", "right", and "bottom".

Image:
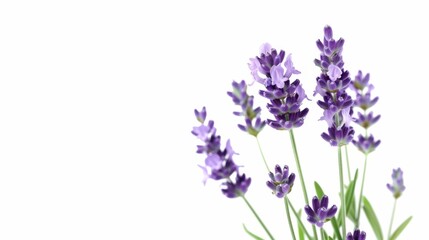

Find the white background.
[{"left": 0, "top": 0, "right": 426, "bottom": 239}]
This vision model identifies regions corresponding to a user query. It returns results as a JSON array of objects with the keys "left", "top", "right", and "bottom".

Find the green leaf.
[
  {"left": 297, "top": 210, "right": 304, "bottom": 240},
  {"left": 330, "top": 217, "right": 341, "bottom": 240},
  {"left": 337, "top": 169, "right": 358, "bottom": 226},
  {"left": 289, "top": 203, "right": 312, "bottom": 240},
  {"left": 363, "top": 197, "right": 383, "bottom": 240},
  {"left": 314, "top": 181, "right": 325, "bottom": 198},
  {"left": 243, "top": 224, "right": 264, "bottom": 240},
  {"left": 389, "top": 216, "right": 412, "bottom": 240},
  {"left": 345, "top": 169, "right": 358, "bottom": 223}
]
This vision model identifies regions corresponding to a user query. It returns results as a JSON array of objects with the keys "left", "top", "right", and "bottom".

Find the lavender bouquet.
[{"left": 190, "top": 26, "right": 411, "bottom": 240}]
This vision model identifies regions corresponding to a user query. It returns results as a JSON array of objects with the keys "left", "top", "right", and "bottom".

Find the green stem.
[
  {"left": 338, "top": 146, "right": 346, "bottom": 238},
  {"left": 388, "top": 198, "right": 397, "bottom": 239},
  {"left": 242, "top": 196, "right": 275, "bottom": 240},
  {"left": 355, "top": 153, "right": 368, "bottom": 228},
  {"left": 288, "top": 199, "right": 313, "bottom": 240},
  {"left": 289, "top": 129, "right": 318, "bottom": 240},
  {"left": 345, "top": 145, "right": 352, "bottom": 183},
  {"left": 284, "top": 196, "right": 296, "bottom": 240},
  {"left": 256, "top": 136, "right": 270, "bottom": 172},
  {"left": 320, "top": 228, "right": 325, "bottom": 240}
]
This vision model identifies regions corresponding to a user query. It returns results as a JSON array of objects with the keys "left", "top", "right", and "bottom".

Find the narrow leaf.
[
  {"left": 363, "top": 197, "right": 383, "bottom": 240},
  {"left": 345, "top": 169, "right": 358, "bottom": 223},
  {"left": 331, "top": 217, "right": 341, "bottom": 240},
  {"left": 297, "top": 210, "right": 304, "bottom": 240},
  {"left": 243, "top": 224, "right": 264, "bottom": 240},
  {"left": 389, "top": 216, "right": 412, "bottom": 240},
  {"left": 314, "top": 181, "right": 325, "bottom": 198}
]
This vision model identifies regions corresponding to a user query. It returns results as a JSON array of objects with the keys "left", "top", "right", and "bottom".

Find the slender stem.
[
  {"left": 289, "top": 129, "right": 318, "bottom": 240},
  {"left": 338, "top": 146, "right": 346, "bottom": 238},
  {"left": 289, "top": 130, "right": 309, "bottom": 203},
  {"left": 288, "top": 199, "right": 313, "bottom": 240},
  {"left": 284, "top": 196, "right": 296, "bottom": 240},
  {"left": 355, "top": 153, "right": 368, "bottom": 228},
  {"left": 320, "top": 228, "right": 325, "bottom": 240},
  {"left": 256, "top": 136, "right": 270, "bottom": 172},
  {"left": 388, "top": 199, "right": 397, "bottom": 239},
  {"left": 344, "top": 145, "right": 352, "bottom": 183},
  {"left": 241, "top": 196, "right": 275, "bottom": 240}
]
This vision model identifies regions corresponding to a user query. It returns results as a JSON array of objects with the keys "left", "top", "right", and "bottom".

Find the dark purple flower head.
[
  {"left": 249, "top": 44, "right": 309, "bottom": 131},
  {"left": 387, "top": 168, "right": 406, "bottom": 199},
  {"left": 351, "top": 71, "right": 371, "bottom": 92},
  {"left": 354, "top": 111, "right": 381, "bottom": 129},
  {"left": 321, "top": 125, "right": 355, "bottom": 147},
  {"left": 227, "top": 80, "right": 266, "bottom": 136},
  {"left": 222, "top": 173, "right": 252, "bottom": 198},
  {"left": 314, "top": 70, "right": 351, "bottom": 97},
  {"left": 352, "top": 134, "right": 381, "bottom": 154},
  {"left": 266, "top": 164, "right": 296, "bottom": 198},
  {"left": 346, "top": 229, "right": 366, "bottom": 240},
  {"left": 305, "top": 195, "right": 337, "bottom": 228}
]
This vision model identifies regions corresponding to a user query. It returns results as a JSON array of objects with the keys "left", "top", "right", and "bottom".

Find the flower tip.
[{"left": 324, "top": 25, "right": 333, "bottom": 39}]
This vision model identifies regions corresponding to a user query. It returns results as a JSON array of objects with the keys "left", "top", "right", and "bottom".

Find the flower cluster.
[
  {"left": 248, "top": 44, "right": 309, "bottom": 130},
  {"left": 190, "top": 25, "right": 411, "bottom": 240},
  {"left": 350, "top": 71, "right": 381, "bottom": 154},
  {"left": 314, "top": 26, "right": 354, "bottom": 146},
  {"left": 191, "top": 107, "right": 251, "bottom": 198},
  {"left": 227, "top": 80, "right": 266, "bottom": 136}
]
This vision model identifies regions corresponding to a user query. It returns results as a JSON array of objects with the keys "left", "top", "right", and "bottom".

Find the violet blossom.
[
  {"left": 249, "top": 43, "right": 309, "bottom": 130},
  {"left": 192, "top": 107, "right": 251, "bottom": 198},
  {"left": 387, "top": 168, "right": 406, "bottom": 199},
  {"left": 227, "top": 80, "right": 266, "bottom": 136},
  {"left": 346, "top": 229, "right": 366, "bottom": 240},
  {"left": 314, "top": 25, "right": 354, "bottom": 146},
  {"left": 266, "top": 164, "right": 296, "bottom": 198},
  {"left": 304, "top": 195, "right": 337, "bottom": 228}
]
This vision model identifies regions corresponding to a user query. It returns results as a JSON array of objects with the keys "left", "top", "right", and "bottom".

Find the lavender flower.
[
  {"left": 222, "top": 173, "right": 252, "bottom": 198},
  {"left": 346, "top": 229, "right": 366, "bottom": 240},
  {"left": 266, "top": 164, "right": 296, "bottom": 198},
  {"left": 354, "top": 111, "right": 381, "bottom": 129},
  {"left": 192, "top": 107, "right": 251, "bottom": 198},
  {"left": 352, "top": 134, "right": 381, "bottom": 154},
  {"left": 227, "top": 80, "right": 266, "bottom": 136},
  {"left": 304, "top": 195, "right": 337, "bottom": 228},
  {"left": 387, "top": 168, "right": 406, "bottom": 199},
  {"left": 314, "top": 25, "right": 354, "bottom": 146},
  {"left": 249, "top": 43, "right": 309, "bottom": 130}
]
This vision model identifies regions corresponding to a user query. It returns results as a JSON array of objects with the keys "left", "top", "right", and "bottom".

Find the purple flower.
[
  {"left": 221, "top": 173, "right": 252, "bottom": 198},
  {"left": 346, "top": 229, "right": 366, "bottom": 240},
  {"left": 354, "top": 111, "right": 381, "bottom": 129},
  {"left": 266, "top": 165, "right": 296, "bottom": 198},
  {"left": 314, "top": 25, "right": 355, "bottom": 146},
  {"left": 387, "top": 168, "right": 406, "bottom": 199},
  {"left": 304, "top": 195, "right": 337, "bottom": 228},
  {"left": 352, "top": 134, "right": 381, "bottom": 154},
  {"left": 249, "top": 44, "right": 309, "bottom": 130},
  {"left": 227, "top": 80, "right": 266, "bottom": 136},
  {"left": 192, "top": 107, "right": 251, "bottom": 197},
  {"left": 350, "top": 71, "right": 370, "bottom": 92}
]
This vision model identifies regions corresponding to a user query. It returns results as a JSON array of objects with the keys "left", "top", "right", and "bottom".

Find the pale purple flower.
[
  {"left": 266, "top": 164, "right": 296, "bottom": 198},
  {"left": 387, "top": 168, "right": 405, "bottom": 199},
  {"left": 305, "top": 195, "right": 338, "bottom": 228},
  {"left": 354, "top": 111, "right": 381, "bottom": 129},
  {"left": 352, "top": 134, "right": 381, "bottom": 154},
  {"left": 227, "top": 80, "right": 266, "bottom": 136}
]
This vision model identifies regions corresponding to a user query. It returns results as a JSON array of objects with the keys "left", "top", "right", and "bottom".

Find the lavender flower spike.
[
  {"left": 346, "top": 229, "right": 366, "bottom": 240},
  {"left": 266, "top": 164, "right": 296, "bottom": 198},
  {"left": 387, "top": 168, "right": 406, "bottom": 199},
  {"left": 227, "top": 80, "right": 266, "bottom": 136},
  {"left": 249, "top": 44, "right": 309, "bottom": 130},
  {"left": 304, "top": 195, "right": 337, "bottom": 228}
]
